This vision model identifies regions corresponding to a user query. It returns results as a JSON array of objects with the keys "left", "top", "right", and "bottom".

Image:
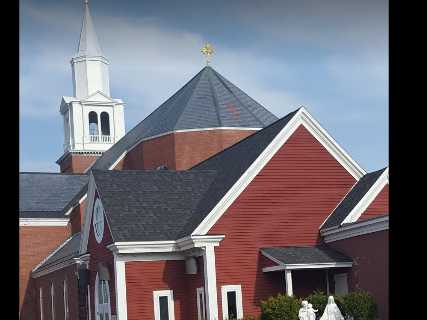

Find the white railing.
[{"left": 87, "top": 135, "right": 113, "bottom": 143}]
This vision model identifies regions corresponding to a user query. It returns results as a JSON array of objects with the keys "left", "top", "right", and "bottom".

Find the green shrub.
[
  {"left": 305, "top": 290, "right": 328, "bottom": 314},
  {"left": 260, "top": 293, "right": 301, "bottom": 320},
  {"left": 342, "top": 291, "right": 378, "bottom": 320}
]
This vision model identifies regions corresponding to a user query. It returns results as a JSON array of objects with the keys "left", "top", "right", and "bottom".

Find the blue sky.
[{"left": 20, "top": 0, "right": 388, "bottom": 172}]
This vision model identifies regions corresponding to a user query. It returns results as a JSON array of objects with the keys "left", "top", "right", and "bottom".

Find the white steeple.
[
  {"left": 58, "top": 0, "right": 125, "bottom": 167},
  {"left": 71, "top": 0, "right": 110, "bottom": 99}
]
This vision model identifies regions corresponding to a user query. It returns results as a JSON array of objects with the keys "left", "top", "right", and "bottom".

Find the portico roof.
[{"left": 260, "top": 246, "right": 352, "bottom": 272}]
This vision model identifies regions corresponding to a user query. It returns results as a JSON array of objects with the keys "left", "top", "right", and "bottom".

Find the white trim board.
[
  {"left": 153, "top": 290, "right": 175, "bottom": 320},
  {"left": 321, "top": 215, "right": 389, "bottom": 243},
  {"left": 341, "top": 167, "right": 389, "bottom": 225},
  {"left": 221, "top": 285, "right": 243, "bottom": 320},
  {"left": 20, "top": 218, "right": 69, "bottom": 227},
  {"left": 192, "top": 107, "right": 365, "bottom": 236},
  {"left": 262, "top": 262, "right": 353, "bottom": 272}
]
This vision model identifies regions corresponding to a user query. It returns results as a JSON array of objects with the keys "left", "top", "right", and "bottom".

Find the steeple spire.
[{"left": 77, "top": 0, "right": 103, "bottom": 57}]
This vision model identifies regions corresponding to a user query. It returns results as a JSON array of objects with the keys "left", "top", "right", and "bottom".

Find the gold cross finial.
[{"left": 201, "top": 43, "right": 214, "bottom": 66}]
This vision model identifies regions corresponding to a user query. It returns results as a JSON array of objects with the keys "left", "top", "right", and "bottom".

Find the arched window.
[
  {"left": 100, "top": 112, "right": 110, "bottom": 136},
  {"left": 95, "top": 272, "right": 111, "bottom": 320},
  {"left": 89, "top": 111, "right": 99, "bottom": 136}
]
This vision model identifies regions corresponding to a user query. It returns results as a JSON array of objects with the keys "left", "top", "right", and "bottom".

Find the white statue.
[
  {"left": 320, "top": 296, "right": 344, "bottom": 320},
  {"left": 308, "top": 303, "right": 318, "bottom": 320},
  {"left": 298, "top": 300, "right": 309, "bottom": 320}
]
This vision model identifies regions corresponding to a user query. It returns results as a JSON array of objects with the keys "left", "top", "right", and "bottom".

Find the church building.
[{"left": 19, "top": 2, "right": 389, "bottom": 320}]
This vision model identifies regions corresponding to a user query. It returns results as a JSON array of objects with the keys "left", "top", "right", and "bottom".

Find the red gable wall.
[
  {"left": 359, "top": 184, "right": 389, "bottom": 221},
  {"left": 86, "top": 193, "right": 116, "bottom": 319},
  {"left": 208, "top": 125, "right": 356, "bottom": 319}
]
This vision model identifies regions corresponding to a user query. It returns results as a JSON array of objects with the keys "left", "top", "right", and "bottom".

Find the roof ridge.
[
  {"left": 205, "top": 67, "right": 223, "bottom": 127},
  {"left": 20, "top": 172, "right": 87, "bottom": 176},
  {"left": 211, "top": 67, "right": 265, "bottom": 127}
]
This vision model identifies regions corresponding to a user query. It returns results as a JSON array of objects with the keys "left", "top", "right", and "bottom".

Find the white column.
[
  {"left": 203, "top": 245, "right": 219, "bottom": 320},
  {"left": 114, "top": 255, "right": 128, "bottom": 320},
  {"left": 284, "top": 270, "right": 293, "bottom": 296},
  {"left": 325, "top": 270, "right": 330, "bottom": 295}
]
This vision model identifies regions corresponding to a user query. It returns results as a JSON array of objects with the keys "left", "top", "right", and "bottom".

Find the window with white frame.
[
  {"left": 153, "top": 290, "right": 175, "bottom": 320},
  {"left": 51, "top": 282, "right": 55, "bottom": 320},
  {"left": 39, "top": 287, "right": 44, "bottom": 320},
  {"left": 64, "top": 280, "right": 69, "bottom": 320},
  {"left": 95, "top": 272, "right": 111, "bottom": 320},
  {"left": 196, "top": 287, "right": 206, "bottom": 320},
  {"left": 221, "top": 285, "right": 243, "bottom": 320}
]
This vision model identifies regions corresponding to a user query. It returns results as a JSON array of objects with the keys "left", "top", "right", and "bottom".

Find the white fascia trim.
[
  {"left": 20, "top": 218, "right": 69, "bottom": 227},
  {"left": 262, "top": 262, "right": 353, "bottom": 273},
  {"left": 107, "top": 235, "right": 225, "bottom": 254},
  {"left": 322, "top": 215, "right": 389, "bottom": 243},
  {"left": 341, "top": 167, "right": 389, "bottom": 225},
  {"left": 64, "top": 193, "right": 88, "bottom": 217},
  {"left": 32, "top": 257, "right": 80, "bottom": 278},
  {"left": 80, "top": 173, "right": 97, "bottom": 254},
  {"left": 110, "top": 127, "right": 261, "bottom": 170},
  {"left": 192, "top": 107, "right": 365, "bottom": 236},
  {"left": 114, "top": 253, "right": 128, "bottom": 320}
]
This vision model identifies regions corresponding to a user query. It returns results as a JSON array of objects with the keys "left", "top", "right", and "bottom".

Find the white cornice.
[
  {"left": 20, "top": 218, "right": 69, "bottom": 227},
  {"left": 32, "top": 257, "right": 81, "bottom": 278},
  {"left": 107, "top": 235, "right": 225, "bottom": 254},
  {"left": 341, "top": 167, "right": 389, "bottom": 225},
  {"left": 321, "top": 215, "right": 389, "bottom": 243},
  {"left": 192, "top": 107, "right": 366, "bottom": 236}
]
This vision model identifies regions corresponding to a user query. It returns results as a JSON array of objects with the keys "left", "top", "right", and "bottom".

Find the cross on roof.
[{"left": 201, "top": 43, "right": 214, "bottom": 66}]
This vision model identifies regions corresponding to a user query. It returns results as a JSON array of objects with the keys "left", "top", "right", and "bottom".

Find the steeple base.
[{"left": 57, "top": 151, "right": 102, "bottom": 173}]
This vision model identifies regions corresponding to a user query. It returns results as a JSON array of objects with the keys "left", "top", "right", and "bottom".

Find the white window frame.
[
  {"left": 93, "top": 198, "right": 105, "bottom": 244},
  {"left": 94, "top": 272, "right": 111, "bottom": 320},
  {"left": 334, "top": 273, "right": 349, "bottom": 295},
  {"left": 153, "top": 290, "right": 175, "bottom": 320},
  {"left": 221, "top": 285, "right": 243, "bottom": 320},
  {"left": 64, "top": 279, "right": 69, "bottom": 320},
  {"left": 196, "top": 287, "right": 206, "bottom": 320},
  {"left": 40, "top": 287, "right": 44, "bottom": 320},
  {"left": 51, "top": 282, "right": 55, "bottom": 320}
]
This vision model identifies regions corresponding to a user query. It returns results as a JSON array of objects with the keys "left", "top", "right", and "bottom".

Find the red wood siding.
[
  {"left": 125, "top": 260, "right": 189, "bottom": 320},
  {"left": 208, "top": 125, "right": 356, "bottom": 319},
  {"left": 359, "top": 184, "right": 389, "bottom": 221},
  {"left": 34, "top": 265, "right": 79, "bottom": 320},
  {"left": 328, "top": 230, "right": 389, "bottom": 320},
  {"left": 20, "top": 225, "right": 71, "bottom": 319},
  {"left": 87, "top": 193, "right": 116, "bottom": 319}
]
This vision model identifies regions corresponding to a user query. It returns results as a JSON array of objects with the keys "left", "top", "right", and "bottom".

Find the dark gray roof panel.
[
  {"left": 91, "top": 66, "right": 278, "bottom": 170},
  {"left": 33, "top": 233, "right": 81, "bottom": 272},
  {"left": 261, "top": 246, "right": 352, "bottom": 265},
  {"left": 320, "top": 168, "right": 387, "bottom": 230},
  {"left": 19, "top": 173, "right": 89, "bottom": 218},
  {"left": 92, "top": 170, "right": 218, "bottom": 242}
]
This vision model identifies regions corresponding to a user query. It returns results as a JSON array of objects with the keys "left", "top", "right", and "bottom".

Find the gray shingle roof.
[
  {"left": 91, "top": 66, "right": 278, "bottom": 170},
  {"left": 261, "top": 246, "right": 352, "bottom": 265},
  {"left": 33, "top": 232, "right": 81, "bottom": 273},
  {"left": 20, "top": 173, "right": 89, "bottom": 218},
  {"left": 320, "top": 168, "right": 387, "bottom": 230},
  {"left": 91, "top": 110, "right": 298, "bottom": 241},
  {"left": 93, "top": 170, "right": 218, "bottom": 242}
]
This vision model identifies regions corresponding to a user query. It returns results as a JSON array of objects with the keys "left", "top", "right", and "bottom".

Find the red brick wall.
[
  {"left": 208, "top": 125, "right": 356, "bottom": 319},
  {"left": 359, "top": 184, "right": 389, "bottom": 221},
  {"left": 87, "top": 193, "right": 116, "bottom": 319},
  {"left": 33, "top": 264, "right": 79, "bottom": 320},
  {"left": 58, "top": 154, "right": 99, "bottom": 173},
  {"left": 328, "top": 230, "right": 389, "bottom": 320},
  {"left": 20, "top": 225, "right": 71, "bottom": 319},
  {"left": 115, "top": 129, "right": 257, "bottom": 171}
]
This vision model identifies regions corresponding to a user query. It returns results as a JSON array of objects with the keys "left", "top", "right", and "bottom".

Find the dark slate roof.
[
  {"left": 92, "top": 170, "right": 218, "bottom": 242},
  {"left": 320, "top": 167, "right": 387, "bottom": 230},
  {"left": 33, "top": 233, "right": 81, "bottom": 273},
  {"left": 20, "top": 172, "right": 89, "bottom": 218},
  {"left": 91, "top": 109, "right": 298, "bottom": 241},
  {"left": 261, "top": 246, "right": 352, "bottom": 265},
  {"left": 91, "top": 66, "right": 278, "bottom": 170}
]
